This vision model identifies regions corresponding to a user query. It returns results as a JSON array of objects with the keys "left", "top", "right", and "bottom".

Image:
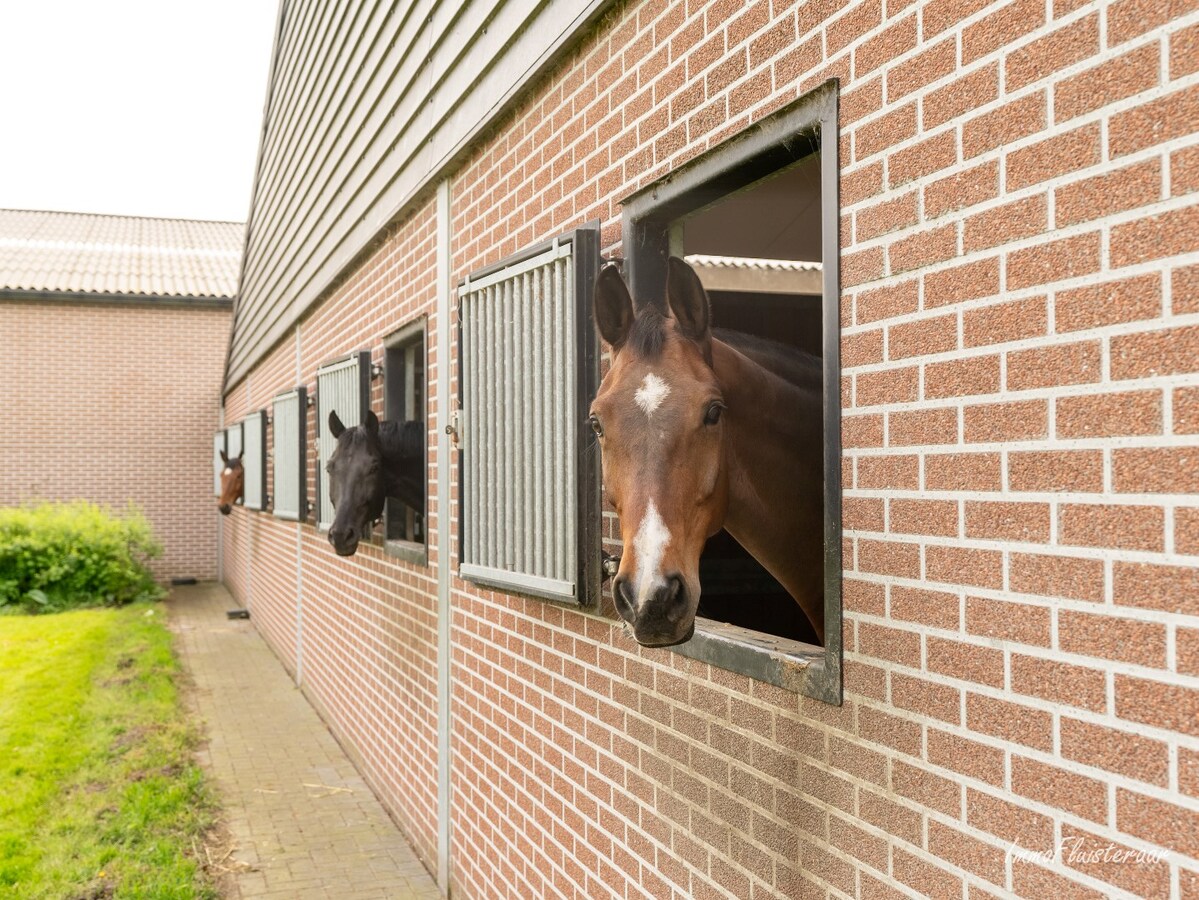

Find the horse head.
[
  {"left": 590, "top": 257, "right": 729, "bottom": 647},
  {"left": 326, "top": 409, "right": 386, "bottom": 556},
  {"left": 217, "top": 450, "right": 244, "bottom": 515}
]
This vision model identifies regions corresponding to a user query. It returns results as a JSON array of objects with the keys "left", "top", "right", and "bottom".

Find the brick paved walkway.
[{"left": 169, "top": 582, "right": 441, "bottom": 900}]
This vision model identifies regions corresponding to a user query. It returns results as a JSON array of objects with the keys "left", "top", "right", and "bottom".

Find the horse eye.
[
  {"left": 589, "top": 414, "right": 604, "bottom": 437},
  {"left": 704, "top": 402, "right": 725, "bottom": 426}
]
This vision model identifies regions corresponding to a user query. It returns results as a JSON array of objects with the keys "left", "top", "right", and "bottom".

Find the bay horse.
[
  {"left": 590, "top": 257, "right": 825, "bottom": 647},
  {"left": 325, "top": 409, "right": 425, "bottom": 556},
  {"left": 217, "top": 450, "right": 243, "bottom": 516}
]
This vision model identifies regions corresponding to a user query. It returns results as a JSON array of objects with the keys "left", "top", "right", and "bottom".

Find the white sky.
[{"left": 0, "top": 0, "right": 278, "bottom": 223}]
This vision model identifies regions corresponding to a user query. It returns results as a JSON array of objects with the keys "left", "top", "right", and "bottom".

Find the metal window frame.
[
  {"left": 383, "top": 318, "right": 429, "bottom": 565},
  {"left": 271, "top": 386, "right": 308, "bottom": 521},
  {"left": 213, "top": 429, "right": 227, "bottom": 497},
  {"left": 315, "top": 350, "right": 372, "bottom": 531},
  {"left": 619, "top": 80, "right": 843, "bottom": 704},
  {"left": 456, "top": 222, "right": 602, "bottom": 607},
  {"left": 242, "top": 409, "right": 269, "bottom": 511}
]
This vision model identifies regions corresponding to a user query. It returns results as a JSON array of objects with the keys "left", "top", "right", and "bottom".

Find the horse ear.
[
  {"left": 329, "top": 410, "right": 345, "bottom": 439},
  {"left": 220, "top": 449, "right": 228, "bottom": 465},
  {"left": 364, "top": 409, "right": 379, "bottom": 435},
  {"left": 594, "top": 262, "right": 634, "bottom": 350},
  {"left": 666, "top": 256, "right": 710, "bottom": 344}
]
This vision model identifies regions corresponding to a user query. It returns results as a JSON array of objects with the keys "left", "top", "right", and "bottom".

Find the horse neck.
[
  {"left": 711, "top": 337, "right": 825, "bottom": 634},
  {"left": 713, "top": 338, "right": 821, "bottom": 471},
  {"left": 377, "top": 419, "right": 424, "bottom": 509},
  {"left": 381, "top": 421, "right": 424, "bottom": 460}
]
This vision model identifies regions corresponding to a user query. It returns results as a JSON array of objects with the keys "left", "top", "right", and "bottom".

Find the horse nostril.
[
  {"left": 612, "top": 577, "right": 636, "bottom": 624},
  {"left": 329, "top": 525, "right": 358, "bottom": 549},
  {"left": 661, "top": 575, "right": 685, "bottom": 622}
]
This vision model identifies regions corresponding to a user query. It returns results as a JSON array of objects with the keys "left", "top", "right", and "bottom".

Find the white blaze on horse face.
[
  {"left": 634, "top": 372, "right": 670, "bottom": 416},
  {"left": 632, "top": 499, "right": 671, "bottom": 607},
  {"left": 222, "top": 468, "right": 232, "bottom": 476}
]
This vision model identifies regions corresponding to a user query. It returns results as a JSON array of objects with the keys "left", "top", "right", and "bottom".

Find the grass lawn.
[{"left": 0, "top": 603, "right": 218, "bottom": 899}]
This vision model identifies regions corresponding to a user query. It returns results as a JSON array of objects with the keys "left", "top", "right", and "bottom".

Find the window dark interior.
[
  {"left": 676, "top": 152, "right": 825, "bottom": 646},
  {"left": 384, "top": 328, "right": 426, "bottom": 545}
]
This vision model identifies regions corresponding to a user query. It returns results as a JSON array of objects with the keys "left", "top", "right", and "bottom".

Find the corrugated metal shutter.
[
  {"left": 457, "top": 226, "right": 601, "bottom": 605},
  {"left": 226, "top": 423, "right": 243, "bottom": 467},
  {"left": 272, "top": 387, "right": 307, "bottom": 521},
  {"left": 316, "top": 351, "right": 371, "bottom": 529},
  {"left": 213, "top": 430, "right": 226, "bottom": 496},
  {"left": 243, "top": 411, "right": 267, "bottom": 511}
]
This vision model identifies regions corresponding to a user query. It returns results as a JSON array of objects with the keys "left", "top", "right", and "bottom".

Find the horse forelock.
[
  {"left": 626, "top": 308, "right": 667, "bottom": 359},
  {"left": 336, "top": 422, "right": 382, "bottom": 456}
]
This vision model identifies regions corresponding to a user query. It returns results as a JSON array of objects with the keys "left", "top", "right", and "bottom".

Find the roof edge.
[
  {"left": 0, "top": 207, "right": 244, "bottom": 227},
  {"left": 0, "top": 289, "right": 234, "bottom": 310}
]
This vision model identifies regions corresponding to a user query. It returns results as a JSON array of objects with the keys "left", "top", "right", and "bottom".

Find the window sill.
[
  {"left": 385, "top": 539, "right": 428, "bottom": 567},
  {"left": 673, "top": 617, "right": 840, "bottom": 703}
]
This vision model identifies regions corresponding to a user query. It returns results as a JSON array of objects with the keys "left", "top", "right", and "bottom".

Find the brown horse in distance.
[
  {"left": 217, "top": 450, "right": 244, "bottom": 516},
  {"left": 590, "top": 257, "right": 824, "bottom": 647}
]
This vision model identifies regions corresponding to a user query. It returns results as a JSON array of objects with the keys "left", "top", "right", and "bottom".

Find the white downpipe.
[
  {"left": 435, "top": 178, "right": 453, "bottom": 891},
  {"left": 295, "top": 325, "right": 304, "bottom": 686}
]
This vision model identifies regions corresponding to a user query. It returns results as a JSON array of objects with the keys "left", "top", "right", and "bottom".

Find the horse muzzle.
[
  {"left": 613, "top": 573, "right": 696, "bottom": 647},
  {"left": 329, "top": 536, "right": 360, "bottom": 556},
  {"left": 328, "top": 525, "right": 361, "bottom": 556},
  {"left": 218, "top": 504, "right": 233, "bottom": 516}
]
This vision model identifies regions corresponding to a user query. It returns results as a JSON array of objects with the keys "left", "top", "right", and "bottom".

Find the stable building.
[{"left": 219, "top": 2, "right": 1199, "bottom": 897}]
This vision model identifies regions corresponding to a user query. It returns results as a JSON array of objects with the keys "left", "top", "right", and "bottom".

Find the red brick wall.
[
  {"left": 226, "top": 1, "right": 1199, "bottom": 897},
  {"left": 222, "top": 199, "right": 442, "bottom": 871},
  {"left": 0, "top": 299, "right": 228, "bottom": 581}
]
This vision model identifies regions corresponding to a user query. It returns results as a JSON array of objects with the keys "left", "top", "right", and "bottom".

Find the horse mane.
[
  {"left": 378, "top": 419, "right": 424, "bottom": 461},
  {"left": 714, "top": 327, "right": 822, "bottom": 392},
  {"left": 225, "top": 456, "right": 243, "bottom": 470}
]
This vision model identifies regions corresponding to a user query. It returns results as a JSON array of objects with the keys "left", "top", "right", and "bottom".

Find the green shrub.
[{"left": 0, "top": 502, "right": 164, "bottom": 613}]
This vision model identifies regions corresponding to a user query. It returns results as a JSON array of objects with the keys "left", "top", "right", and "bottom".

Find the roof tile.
[{"left": 0, "top": 208, "right": 242, "bottom": 299}]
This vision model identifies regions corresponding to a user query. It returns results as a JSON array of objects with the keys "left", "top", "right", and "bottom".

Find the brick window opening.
[
  {"left": 621, "top": 82, "right": 842, "bottom": 702},
  {"left": 224, "top": 421, "right": 244, "bottom": 507},
  {"left": 213, "top": 430, "right": 227, "bottom": 498},
  {"left": 383, "top": 321, "right": 428, "bottom": 557}
]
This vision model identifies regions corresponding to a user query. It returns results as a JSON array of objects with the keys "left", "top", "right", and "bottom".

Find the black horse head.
[
  {"left": 326, "top": 409, "right": 386, "bottom": 555},
  {"left": 326, "top": 409, "right": 425, "bottom": 556}
]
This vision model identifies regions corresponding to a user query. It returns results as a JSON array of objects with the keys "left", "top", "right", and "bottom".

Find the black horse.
[{"left": 326, "top": 409, "right": 424, "bottom": 556}]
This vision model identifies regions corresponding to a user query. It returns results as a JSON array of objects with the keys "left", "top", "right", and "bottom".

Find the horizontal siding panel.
[{"left": 226, "top": 0, "right": 614, "bottom": 389}]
